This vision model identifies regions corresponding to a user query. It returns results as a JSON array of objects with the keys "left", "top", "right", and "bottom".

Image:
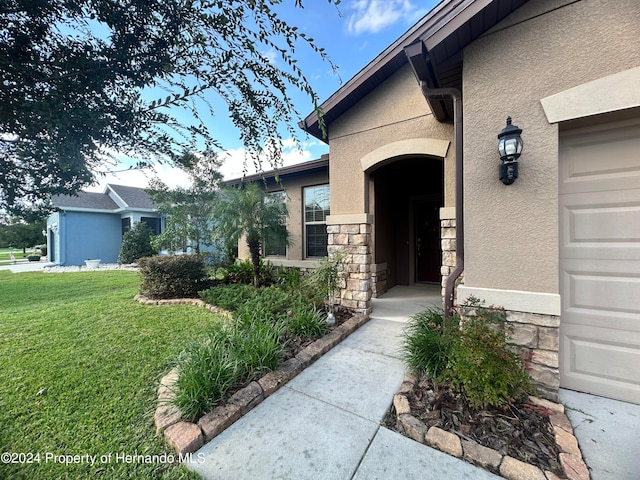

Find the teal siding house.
[{"left": 46, "top": 184, "right": 162, "bottom": 266}]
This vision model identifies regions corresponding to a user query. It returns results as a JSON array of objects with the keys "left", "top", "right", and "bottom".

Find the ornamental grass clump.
[
  {"left": 402, "top": 307, "right": 457, "bottom": 379},
  {"left": 285, "top": 305, "right": 328, "bottom": 339},
  {"left": 402, "top": 298, "right": 534, "bottom": 409},
  {"left": 173, "top": 318, "right": 283, "bottom": 421}
]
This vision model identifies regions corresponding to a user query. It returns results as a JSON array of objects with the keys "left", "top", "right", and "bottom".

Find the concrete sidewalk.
[
  {"left": 187, "top": 284, "right": 640, "bottom": 479},
  {"left": 0, "top": 261, "right": 48, "bottom": 272},
  {"left": 188, "top": 285, "right": 499, "bottom": 479}
]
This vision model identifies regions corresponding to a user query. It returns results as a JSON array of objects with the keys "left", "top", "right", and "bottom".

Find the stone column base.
[{"left": 327, "top": 223, "right": 372, "bottom": 315}]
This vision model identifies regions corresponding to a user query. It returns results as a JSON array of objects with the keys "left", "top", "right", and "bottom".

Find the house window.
[
  {"left": 304, "top": 184, "right": 330, "bottom": 258},
  {"left": 263, "top": 191, "right": 287, "bottom": 257},
  {"left": 141, "top": 217, "right": 161, "bottom": 235},
  {"left": 122, "top": 217, "right": 131, "bottom": 235}
]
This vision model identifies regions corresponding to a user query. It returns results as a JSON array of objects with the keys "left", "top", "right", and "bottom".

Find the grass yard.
[
  {"left": 0, "top": 270, "right": 222, "bottom": 479},
  {"left": 0, "top": 248, "right": 28, "bottom": 264}
]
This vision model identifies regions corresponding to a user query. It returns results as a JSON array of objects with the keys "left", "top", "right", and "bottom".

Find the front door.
[{"left": 415, "top": 200, "right": 441, "bottom": 283}]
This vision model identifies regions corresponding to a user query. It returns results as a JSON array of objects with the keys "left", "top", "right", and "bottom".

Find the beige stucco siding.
[
  {"left": 236, "top": 168, "right": 329, "bottom": 265},
  {"left": 328, "top": 64, "right": 455, "bottom": 214},
  {"left": 462, "top": 0, "right": 640, "bottom": 294},
  {"left": 279, "top": 169, "right": 329, "bottom": 261}
]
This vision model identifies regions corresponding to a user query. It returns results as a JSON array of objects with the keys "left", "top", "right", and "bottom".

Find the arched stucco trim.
[
  {"left": 360, "top": 138, "right": 450, "bottom": 172},
  {"left": 541, "top": 66, "right": 640, "bottom": 124}
]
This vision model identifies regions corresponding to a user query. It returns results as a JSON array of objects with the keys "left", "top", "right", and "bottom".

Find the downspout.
[
  {"left": 416, "top": 83, "right": 464, "bottom": 318},
  {"left": 404, "top": 42, "right": 464, "bottom": 317}
]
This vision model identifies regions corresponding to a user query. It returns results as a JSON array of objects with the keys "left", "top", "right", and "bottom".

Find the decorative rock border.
[
  {"left": 135, "top": 294, "right": 369, "bottom": 456},
  {"left": 392, "top": 373, "right": 590, "bottom": 480}
]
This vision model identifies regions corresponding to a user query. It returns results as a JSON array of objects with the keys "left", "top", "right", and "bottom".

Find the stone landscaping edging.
[
  {"left": 134, "top": 294, "right": 369, "bottom": 456},
  {"left": 392, "top": 373, "right": 590, "bottom": 480}
]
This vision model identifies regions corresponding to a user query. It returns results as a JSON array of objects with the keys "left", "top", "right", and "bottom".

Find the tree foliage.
[
  {"left": 0, "top": 218, "right": 46, "bottom": 252},
  {"left": 147, "top": 152, "right": 221, "bottom": 256},
  {"left": 0, "top": 0, "right": 339, "bottom": 215},
  {"left": 118, "top": 221, "right": 157, "bottom": 264},
  {"left": 214, "top": 183, "right": 288, "bottom": 287}
]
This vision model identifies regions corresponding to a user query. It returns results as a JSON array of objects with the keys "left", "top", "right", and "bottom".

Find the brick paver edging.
[
  {"left": 134, "top": 294, "right": 369, "bottom": 456},
  {"left": 392, "top": 373, "right": 590, "bottom": 480}
]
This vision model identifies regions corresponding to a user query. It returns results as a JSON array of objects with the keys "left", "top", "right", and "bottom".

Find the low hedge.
[{"left": 138, "top": 255, "right": 212, "bottom": 299}]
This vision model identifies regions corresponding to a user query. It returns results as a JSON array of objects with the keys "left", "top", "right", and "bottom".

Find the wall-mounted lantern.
[{"left": 498, "top": 117, "right": 523, "bottom": 185}]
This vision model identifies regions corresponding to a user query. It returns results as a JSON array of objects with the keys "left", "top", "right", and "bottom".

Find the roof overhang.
[
  {"left": 222, "top": 155, "right": 329, "bottom": 187},
  {"left": 300, "top": 0, "right": 529, "bottom": 141},
  {"left": 57, "top": 206, "right": 159, "bottom": 214}
]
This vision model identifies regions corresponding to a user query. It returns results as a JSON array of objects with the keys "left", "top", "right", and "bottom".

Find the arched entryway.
[{"left": 369, "top": 155, "right": 444, "bottom": 291}]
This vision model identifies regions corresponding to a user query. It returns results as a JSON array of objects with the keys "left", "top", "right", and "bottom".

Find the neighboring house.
[
  {"left": 288, "top": 0, "right": 638, "bottom": 404},
  {"left": 224, "top": 155, "right": 330, "bottom": 273},
  {"left": 47, "top": 184, "right": 163, "bottom": 266}
]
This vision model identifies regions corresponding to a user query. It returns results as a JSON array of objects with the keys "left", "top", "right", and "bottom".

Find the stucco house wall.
[
  {"left": 294, "top": 0, "right": 640, "bottom": 402},
  {"left": 47, "top": 184, "right": 163, "bottom": 266},
  {"left": 329, "top": 64, "right": 455, "bottom": 215},
  {"left": 48, "top": 211, "right": 122, "bottom": 265},
  {"left": 231, "top": 160, "right": 330, "bottom": 270},
  {"left": 461, "top": 0, "right": 640, "bottom": 297}
]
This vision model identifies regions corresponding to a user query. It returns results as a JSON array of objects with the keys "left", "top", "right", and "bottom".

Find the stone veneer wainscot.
[{"left": 327, "top": 222, "right": 373, "bottom": 315}]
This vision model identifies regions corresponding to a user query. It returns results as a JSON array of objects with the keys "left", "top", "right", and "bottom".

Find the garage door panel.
[
  {"left": 560, "top": 190, "right": 640, "bottom": 260},
  {"left": 561, "top": 262, "right": 640, "bottom": 327},
  {"left": 561, "top": 324, "right": 640, "bottom": 404},
  {"left": 560, "top": 122, "right": 640, "bottom": 194},
  {"left": 560, "top": 119, "right": 640, "bottom": 404}
]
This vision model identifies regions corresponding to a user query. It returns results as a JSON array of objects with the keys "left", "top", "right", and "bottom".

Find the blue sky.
[{"left": 92, "top": 0, "right": 440, "bottom": 190}]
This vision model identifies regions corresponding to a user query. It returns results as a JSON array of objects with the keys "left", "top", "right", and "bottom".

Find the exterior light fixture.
[{"left": 497, "top": 117, "right": 523, "bottom": 185}]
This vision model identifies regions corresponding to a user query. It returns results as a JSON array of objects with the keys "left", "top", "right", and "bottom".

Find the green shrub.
[
  {"left": 402, "top": 307, "right": 456, "bottom": 379},
  {"left": 138, "top": 255, "right": 211, "bottom": 299},
  {"left": 445, "top": 299, "right": 534, "bottom": 409},
  {"left": 285, "top": 306, "right": 328, "bottom": 340},
  {"left": 235, "top": 285, "right": 300, "bottom": 319},
  {"left": 402, "top": 298, "right": 535, "bottom": 410},
  {"left": 305, "top": 250, "right": 348, "bottom": 313},
  {"left": 226, "top": 258, "right": 254, "bottom": 284},
  {"left": 276, "top": 266, "right": 303, "bottom": 290},
  {"left": 27, "top": 254, "right": 41, "bottom": 262},
  {"left": 199, "top": 284, "right": 257, "bottom": 311},
  {"left": 223, "top": 257, "right": 278, "bottom": 286},
  {"left": 118, "top": 222, "right": 157, "bottom": 264}
]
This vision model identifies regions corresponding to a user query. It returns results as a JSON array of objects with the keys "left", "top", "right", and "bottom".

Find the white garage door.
[{"left": 559, "top": 118, "right": 640, "bottom": 404}]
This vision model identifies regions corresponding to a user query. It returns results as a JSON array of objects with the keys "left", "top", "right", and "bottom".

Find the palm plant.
[{"left": 214, "top": 183, "right": 288, "bottom": 287}]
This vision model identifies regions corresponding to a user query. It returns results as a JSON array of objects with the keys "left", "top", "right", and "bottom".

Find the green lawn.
[
  {"left": 0, "top": 248, "right": 29, "bottom": 264},
  {"left": 0, "top": 270, "right": 221, "bottom": 479}
]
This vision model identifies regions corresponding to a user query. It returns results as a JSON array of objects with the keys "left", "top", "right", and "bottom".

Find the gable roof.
[
  {"left": 52, "top": 184, "right": 156, "bottom": 213},
  {"left": 300, "top": 0, "right": 529, "bottom": 140},
  {"left": 106, "top": 184, "right": 155, "bottom": 209},
  {"left": 52, "top": 191, "right": 119, "bottom": 211}
]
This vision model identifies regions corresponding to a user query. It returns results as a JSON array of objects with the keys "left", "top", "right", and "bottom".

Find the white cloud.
[
  {"left": 346, "top": 0, "right": 428, "bottom": 35},
  {"left": 86, "top": 163, "right": 191, "bottom": 192},
  {"left": 85, "top": 138, "right": 324, "bottom": 192},
  {"left": 261, "top": 48, "right": 278, "bottom": 65}
]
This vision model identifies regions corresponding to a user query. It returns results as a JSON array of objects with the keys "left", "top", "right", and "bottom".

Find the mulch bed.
[
  {"left": 280, "top": 306, "right": 352, "bottom": 361},
  {"left": 384, "top": 376, "right": 564, "bottom": 476}
]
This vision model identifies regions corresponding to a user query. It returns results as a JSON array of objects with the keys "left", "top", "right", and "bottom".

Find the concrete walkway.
[
  {"left": 0, "top": 261, "right": 49, "bottom": 272},
  {"left": 559, "top": 388, "right": 640, "bottom": 480},
  {"left": 188, "top": 285, "right": 500, "bottom": 479}
]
